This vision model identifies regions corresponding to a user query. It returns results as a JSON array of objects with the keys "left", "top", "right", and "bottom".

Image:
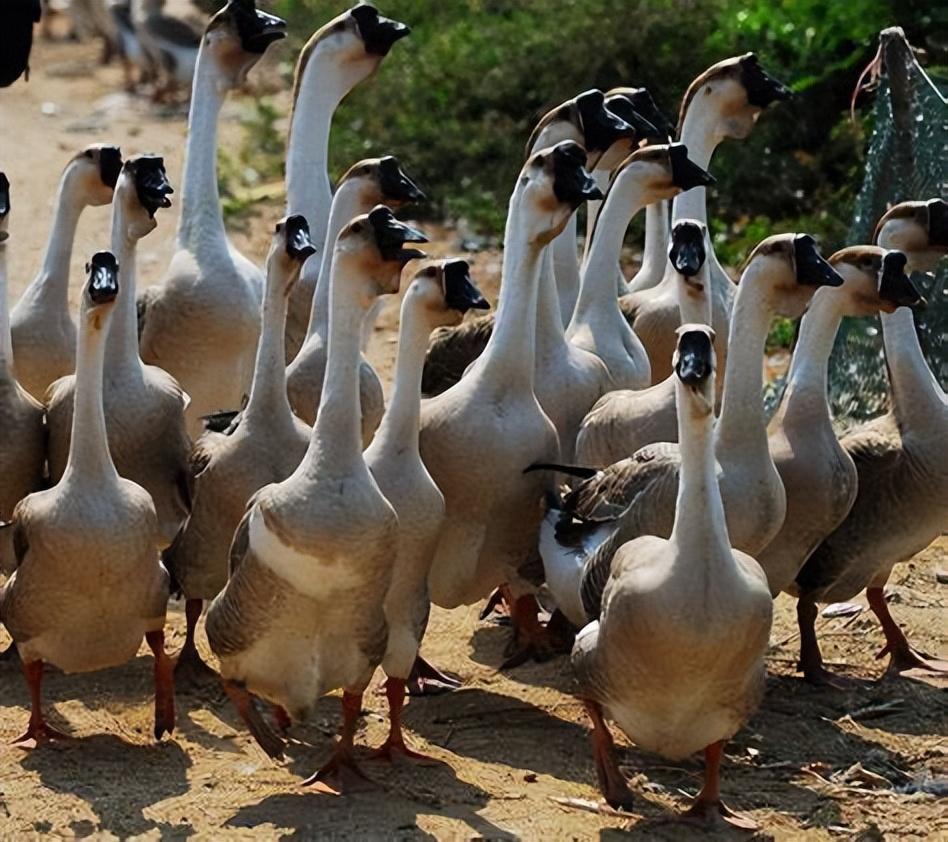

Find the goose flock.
[{"left": 1, "top": 0, "right": 946, "bottom": 831}]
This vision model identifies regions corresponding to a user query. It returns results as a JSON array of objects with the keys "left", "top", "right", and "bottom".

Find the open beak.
[
  {"left": 552, "top": 141, "right": 603, "bottom": 208},
  {"left": 379, "top": 156, "right": 426, "bottom": 205},
  {"left": 794, "top": 234, "right": 843, "bottom": 287},
  {"left": 879, "top": 250, "right": 922, "bottom": 308},
  {"left": 443, "top": 260, "right": 489, "bottom": 313},
  {"left": 129, "top": 156, "right": 173, "bottom": 218},
  {"left": 283, "top": 214, "right": 317, "bottom": 261},
  {"left": 368, "top": 205, "right": 428, "bottom": 264},
  {"left": 352, "top": 4, "right": 411, "bottom": 56},
  {"left": 740, "top": 52, "right": 792, "bottom": 108},
  {"left": 669, "top": 143, "right": 715, "bottom": 190},
  {"left": 669, "top": 221, "right": 706, "bottom": 277},
  {"left": 87, "top": 251, "right": 120, "bottom": 305}
]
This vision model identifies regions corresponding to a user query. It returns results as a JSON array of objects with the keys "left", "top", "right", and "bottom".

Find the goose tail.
[{"left": 538, "top": 499, "right": 591, "bottom": 628}]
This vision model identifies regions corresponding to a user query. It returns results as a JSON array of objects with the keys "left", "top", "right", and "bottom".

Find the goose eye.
[
  {"left": 275, "top": 222, "right": 283, "bottom": 233},
  {"left": 85, "top": 151, "right": 94, "bottom": 159},
  {"left": 351, "top": 223, "right": 363, "bottom": 234}
]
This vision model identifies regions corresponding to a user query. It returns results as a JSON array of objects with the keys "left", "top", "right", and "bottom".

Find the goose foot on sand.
[
  {"left": 223, "top": 680, "right": 285, "bottom": 759},
  {"left": 796, "top": 597, "right": 865, "bottom": 689},
  {"left": 682, "top": 742, "right": 758, "bottom": 831},
  {"left": 407, "top": 655, "right": 462, "bottom": 696},
  {"left": 303, "top": 692, "right": 374, "bottom": 794},
  {"left": 11, "top": 661, "right": 72, "bottom": 748},
  {"left": 584, "top": 700, "right": 635, "bottom": 811},
  {"left": 369, "top": 679, "right": 439, "bottom": 765},
  {"left": 500, "top": 594, "right": 562, "bottom": 669},
  {"left": 867, "top": 587, "right": 948, "bottom": 675},
  {"left": 146, "top": 630, "right": 176, "bottom": 740},
  {"left": 174, "top": 599, "right": 219, "bottom": 687}
]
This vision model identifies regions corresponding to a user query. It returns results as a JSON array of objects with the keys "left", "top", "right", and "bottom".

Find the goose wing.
[
  {"left": 188, "top": 429, "right": 229, "bottom": 479},
  {"left": 421, "top": 312, "right": 494, "bottom": 396}
]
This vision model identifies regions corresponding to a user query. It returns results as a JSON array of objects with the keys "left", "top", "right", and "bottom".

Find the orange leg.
[
  {"left": 369, "top": 678, "right": 438, "bottom": 764},
  {"left": 867, "top": 586, "right": 948, "bottom": 674},
  {"left": 146, "top": 630, "right": 176, "bottom": 740},
  {"left": 174, "top": 599, "right": 218, "bottom": 686},
  {"left": 683, "top": 741, "right": 758, "bottom": 830},
  {"left": 302, "top": 691, "right": 372, "bottom": 793},
  {"left": 584, "top": 700, "right": 634, "bottom": 810},
  {"left": 501, "top": 594, "right": 559, "bottom": 669},
  {"left": 12, "top": 660, "right": 71, "bottom": 748},
  {"left": 223, "top": 680, "right": 285, "bottom": 759}
]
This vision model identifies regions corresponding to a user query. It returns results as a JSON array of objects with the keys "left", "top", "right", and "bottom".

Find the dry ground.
[{"left": 0, "top": 34, "right": 946, "bottom": 842}]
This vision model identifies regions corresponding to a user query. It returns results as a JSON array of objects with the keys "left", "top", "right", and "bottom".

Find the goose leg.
[
  {"left": 796, "top": 595, "right": 856, "bottom": 688},
  {"left": 369, "top": 678, "right": 438, "bottom": 764},
  {"left": 12, "top": 660, "right": 71, "bottom": 748},
  {"left": 867, "top": 586, "right": 948, "bottom": 674},
  {"left": 500, "top": 594, "right": 559, "bottom": 669},
  {"left": 223, "top": 680, "right": 285, "bottom": 759},
  {"left": 174, "top": 599, "right": 218, "bottom": 686},
  {"left": 407, "top": 654, "right": 462, "bottom": 696},
  {"left": 146, "top": 630, "right": 176, "bottom": 740},
  {"left": 583, "top": 699, "right": 634, "bottom": 810},
  {"left": 683, "top": 741, "right": 758, "bottom": 831},
  {"left": 303, "top": 691, "right": 373, "bottom": 793}
]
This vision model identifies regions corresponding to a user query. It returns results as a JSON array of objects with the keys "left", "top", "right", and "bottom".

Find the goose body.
[
  {"left": 206, "top": 207, "right": 426, "bottom": 783},
  {"left": 137, "top": 0, "right": 286, "bottom": 438},
  {"left": 0, "top": 251, "right": 174, "bottom": 744},
  {"left": 570, "top": 325, "right": 772, "bottom": 825},
  {"left": 10, "top": 145, "right": 122, "bottom": 401},
  {"left": 132, "top": 0, "right": 203, "bottom": 95}
]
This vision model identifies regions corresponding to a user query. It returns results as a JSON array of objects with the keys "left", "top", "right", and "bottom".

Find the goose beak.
[
  {"left": 552, "top": 141, "right": 603, "bottom": 208},
  {"left": 669, "top": 221, "right": 706, "bottom": 277},
  {"left": 129, "top": 155, "right": 173, "bottom": 218},
  {"left": 675, "top": 329, "right": 714, "bottom": 386},
  {"left": 793, "top": 234, "right": 843, "bottom": 287},
  {"left": 87, "top": 251, "right": 120, "bottom": 305},
  {"left": 379, "top": 156, "right": 426, "bottom": 205},
  {"left": 232, "top": 0, "right": 287, "bottom": 54},
  {"left": 283, "top": 214, "right": 317, "bottom": 261},
  {"left": 99, "top": 146, "right": 123, "bottom": 190},
  {"left": 443, "top": 260, "right": 489, "bottom": 313},
  {"left": 367, "top": 205, "right": 428, "bottom": 264},
  {"left": 879, "top": 250, "right": 922, "bottom": 308},
  {"left": 927, "top": 198, "right": 948, "bottom": 248},
  {"left": 626, "top": 88, "right": 675, "bottom": 140},
  {"left": 669, "top": 143, "right": 715, "bottom": 191},
  {"left": 576, "top": 89, "right": 636, "bottom": 152},
  {"left": 603, "top": 95, "right": 660, "bottom": 143},
  {"left": 740, "top": 53, "right": 792, "bottom": 108},
  {"left": 352, "top": 4, "right": 411, "bottom": 56},
  {"left": 0, "top": 172, "right": 10, "bottom": 219}
]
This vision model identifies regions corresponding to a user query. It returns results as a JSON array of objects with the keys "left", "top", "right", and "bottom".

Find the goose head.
[
  {"left": 72, "top": 144, "right": 124, "bottom": 206},
  {"left": 269, "top": 214, "right": 317, "bottom": 295},
  {"left": 669, "top": 219, "right": 708, "bottom": 296},
  {"left": 0, "top": 172, "right": 9, "bottom": 245},
  {"left": 678, "top": 53, "right": 790, "bottom": 141},
  {"left": 116, "top": 155, "right": 174, "bottom": 240},
  {"left": 740, "top": 233, "right": 842, "bottom": 318},
  {"left": 518, "top": 140, "right": 603, "bottom": 245},
  {"left": 82, "top": 251, "right": 120, "bottom": 330},
  {"left": 334, "top": 205, "right": 427, "bottom": 297},
  {"left": 597, "top": 87, "right": 671, "bottom": 171},
  {"left": 674, "top": 324, "right": 716, "bottom": 417},
  {"left": 339, "top": 156, "right": 426, "bottom": 210},
  {"left": 608, "top": 142, "right": 714, "bottom": 206},
  {"left": 203, "top": 0, "right": 287, "bottom": 87},
  {"left": 874, "top": 199, "right": 948, "bottom": 272},
  {"left": 407, "top": 259, "right": 490, "bottom": 329},
  {"left": 827, "top": 246, "right": 921, "bottom": 316},
  {"left": 527, "top": 90, "right": 642, "bottom": 167}
]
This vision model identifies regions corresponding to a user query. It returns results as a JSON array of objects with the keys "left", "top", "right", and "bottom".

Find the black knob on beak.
[
  {"left": 879, "top": 250, "right": 922, "bottom": 308},
  {"left": 551, "top": 141, "right": 603, "bottom": 208},
  {"left": 675, "top": 329, "right": 714, "bottom": 386},
  {"left": 367, "top": 205, "right": 428, "bottom": 263},
  {"left": 352, "top": 4, "right": 411, "bottom": 56},
  {"left": 282, "top": 214, "right": 317, "bottom": 261},
  {"left": 793, "top": 234, "right": 843, "bottom": 287},
  {"left": 669, "top": 220, "right": 706, "bottom": 277},
  {"left": 86, "top": 251, "right": 120, "bottom": 305},
  {"left": 379, "top": 156, "right": 426, "bottom": 204},
  {"left": 739, "top": 53, "right": 792, "bottom": 108},
  {"left": 442, "top": 259, "right": 489, "bottom": 314},
  {"left": 669, "top": 143, "right": 715, "bottom": 191}
]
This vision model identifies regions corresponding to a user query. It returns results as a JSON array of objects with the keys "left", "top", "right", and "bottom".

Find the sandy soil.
[{"left": 1, "top": 35, "right": 946, "bottom": 842}]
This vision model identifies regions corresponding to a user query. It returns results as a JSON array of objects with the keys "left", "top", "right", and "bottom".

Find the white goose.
[
  {"left": 137, "top": 0, "right": 286, "bottom": 438},
  {"left": 284, "top": 3, "right": 411, "bottom": 362},
  {"left": 206, "top": 207, "right": 427, "bottom": 789},
  {"left": 570, "top": 325, "right": 772, "bottom": 829},
  {"left": 11, "top": 144, "right": 122, "bottom": 401},
  {"left": 0, "top": 251, "right": 174, "bottom": 746},
  {"left": 163, "top": 215, "right": 316, "bottom": 685}
]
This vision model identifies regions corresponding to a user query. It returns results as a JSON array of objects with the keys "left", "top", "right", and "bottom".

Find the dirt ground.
[{"left": 1, "top": 35, "right": 946, "bottom": 842}]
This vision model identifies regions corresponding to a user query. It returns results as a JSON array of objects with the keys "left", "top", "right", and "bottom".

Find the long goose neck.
[
  {"left": 881, "top": 307, "right": 946, "bottom": 425},
  {"left": 307, "top": 182, "right": 363, "bottom": 340},
  {"left": 672, "top": 106, "right": 720, "bottom": 225},
  {"left": 536, "top": 246, "right": 567, "bottom": 356},
  {"left": 552, "top": 213, "right": 580, "bottom": 324},
  {"left": 106, "top": 196, "right": 144, "bottom": 374},
  {"left": 36, "top": 165, "right": 85, "bottom": 301},
  {"left": 301, "top": 259, "right": 370, "bottom": 475},
  {"left": 715, "top": 268, "right": 772, "bottom": 451},
  {"left": 369, "top": 293, "right": 430, "bottom": 459},
  {"left": 572, "top": 181, "right": 645, "bottom": 326},
  {"left": 176, "top": 51, "right": 228, "bottom": 253},
  {"left": 244, "top": 263, "right": 296, "bottom": 430},
  {"left": 477, "top": 194, "right": 543, "bottom": 390},
  {"left": 637, "top": 201, "right": 670, "bottom": 283},
  {"left": 0, "top": 240, "right": 11, "bottom": 374},
  {"left": 63, "top": 309, "right": 120, "bottom": 486},
  {"left": 671, "top": 382, "right": 730, "bottom": 559},
  {"left": 582, "top": 169, "right": 610, "bottom": 259}
]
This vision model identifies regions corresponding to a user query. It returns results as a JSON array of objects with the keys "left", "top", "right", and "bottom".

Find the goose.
[
  {"left": 0, "top": 0, "right": 41, "bottom": 88},
  {"left": 575, "top": 219, "right": 710, "bottom": 468},
  {"left": 284, "top": 3, "right": 411, "bottom": 363},
  {"left": 163, "top": 215, "right": 316, "bottom": 686},
  {"left": 419, "top": 142, "right": 595, "bottom": 635},
  {"left": 137, "top": 0, "right": 286, "bottom": 439},
  {"left": 795, "top": 202, "right": 947, "bottom": 678},
  {"left": 569, "top": 324, "right": 773, "bottom": 828},
  {"left": 0, "top": 174, "right": 45, "bottom": 526},
  {"left": 0, "top": 251, "right": 174, "bottom": 746},
  {"left": 10, "top": 144, "right": 123, "bottom": 401},
  {"left": 205, "top": 207, "right": 427, "bottom": 788},
  {"left": 366, "top": 259, "right": 488, "bottom": 758},
  {"left": 567, "top": 144, "right": 713, "bottom": 393},
  {"left": 285, "top": 156, "right": 424, "bottom": 435},
  {"left": 539, "top": 233, "right": 842, "bottom": 617},
  {"left": 109, "top": 0, "right": 159, "bottom": 91},
  {"left": 756, "top": 249, "right": 920, "bottom": 627},
  {"left": 420, "top": 91, "right": 647, "bottom": 397},
  {"left": 132, "top": 0, "right": 203, "bottom": 101},
  {"left": 619, "top": 54, "right": 791, "bottom": 385},
  {"left": 45, "top": 156, "right": 188, "bottom": 550}
]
